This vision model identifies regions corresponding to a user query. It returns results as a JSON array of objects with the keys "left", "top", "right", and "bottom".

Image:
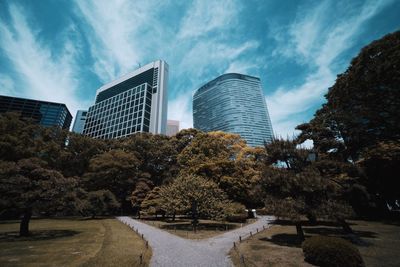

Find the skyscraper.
[
  {"left": 193, "top": 73, "right": 273, "bottom": 147},
  {"left": 166, "top": 120, "right": 180, "bottom": 136},
  {"left": 0, "top": 95, "right": 72, "bottom": 129},
  {"left": 83, "top": 60, "right": 168, "bottom": 139},
  {"left": 72, "top": 110, "right": 88, "bottom": 134}
]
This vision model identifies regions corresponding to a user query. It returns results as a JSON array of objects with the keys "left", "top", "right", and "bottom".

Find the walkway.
[{"left": 117, "top": 216, "right": 274, "bottom": 267}]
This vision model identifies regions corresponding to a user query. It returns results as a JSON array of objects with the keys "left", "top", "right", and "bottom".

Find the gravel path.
[{"left": 117, "top": 216, "right": 274, "bottom": 267}]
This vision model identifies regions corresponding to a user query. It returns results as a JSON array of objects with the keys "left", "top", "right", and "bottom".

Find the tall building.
[
  {"left": 166, "top": 120, "right": 180, "bottom": 136},
  {"left": 83, "top": 60, "right": 168, "bottom": 139},
  {"left": 193, "top": 73, "right": 273, "bottom": 147},
  {"left": 0, "top": 95, "right": 72, "bottom": 129},
  {"left": 72, "top": 110, "right": 88, "bottom": 134}
]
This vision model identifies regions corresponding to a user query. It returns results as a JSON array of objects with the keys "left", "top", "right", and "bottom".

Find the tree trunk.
[
  {"left": 338, "top": 218, "right": 354, "bottom": 234},
  {"left": 20, "top": 208, "right": 32, "bottom": 237},
  {"left": 295, "top": 222, "right": 305, "bottom": 242}
]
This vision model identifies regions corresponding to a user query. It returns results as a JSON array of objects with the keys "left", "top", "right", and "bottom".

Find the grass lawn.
[
  {"left": 140, "top": 218, "right": 256, "bottom": 239},
  {"left": 0, "top": 218, "right": 151, "bottom": 267},
  {"left": 229, "top": 219, "right": 400, "bottom": 267}
]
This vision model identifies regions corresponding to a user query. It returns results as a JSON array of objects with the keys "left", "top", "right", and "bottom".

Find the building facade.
[
  {"left": 166, "top": 120, "right": 180, "bottom": 136},
  {"left": 72, "top": 110, "right": 88, "bottom": 134},
  {"left": 0, "top": 95, "right": 72, "bottom": 129},
  {"left": 83, "top": 60, "right": 168, "bottom": 139},
  {"left": 193, "top": 73, "right": 273, "bottom": 147}
]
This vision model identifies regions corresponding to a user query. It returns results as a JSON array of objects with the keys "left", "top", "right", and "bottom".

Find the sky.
[{"left": 0, "top": 0, "right": 399, "bottom": 137}]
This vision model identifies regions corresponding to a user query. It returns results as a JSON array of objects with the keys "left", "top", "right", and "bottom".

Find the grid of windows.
[
  {"left": 193, "top": 73, "right": 274, "bottom": 147},
  {"left": 83, "top": 83, "right": 152, "bottom": 139},
  {"left": 0, "top": 95, "right": 72, "bottom": 129}
]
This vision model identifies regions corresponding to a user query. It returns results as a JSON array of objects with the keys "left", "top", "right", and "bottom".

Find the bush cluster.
[{"left": 302, "top": 236, "right": 364, "bottom": 267}]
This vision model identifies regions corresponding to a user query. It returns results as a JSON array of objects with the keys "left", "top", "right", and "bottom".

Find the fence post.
[
  {"left": 141, "top": 233, "right": 144, "bottom": 239},
  {"left": 139, "top": 253, "right": 143, "bottom": 264},
  {"left": 239, "top": 236, "right": 242, "bottom": 242}
]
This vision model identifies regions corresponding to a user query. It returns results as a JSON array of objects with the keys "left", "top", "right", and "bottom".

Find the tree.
[
  {"left": 0, "top": 112, "right": 39, "bottom": 161},
  {"left": 140, "top": 187, "right": 165, "bottom": 217},
  {"left": 158, "top": 175, "right": 232, "bottom": 220},
  {"left": 296, "top": 31, "right": 400, "bottom": 214},
  {"left": 297, "top": 31, "right": 400, "bottom": 161},
  {"left": 358, "top": 140, "right": 400, "bottom": 208},
  {"left": 0, "top": 158, "right": 77, "bottom": 236},
  {"left": 121, "top": 133, "right": 178, "bottom": 186},
  {"left": 261, "top": 139, "right": 353, "bottom": 240},
  {"left": 59, "top": 133, "right": 108, "bottom": 177},
  {"left": 84, "top": 190, "right": 120, "bottom": 218},
  {"left": 178, "top": 131, "right": 258, "bottom": 205},
  {"left": 84, "top": 149, "right": 142, "bottom": 213},
  {"left": 130, "top": 178, "right": 153, "bottom": 218}
]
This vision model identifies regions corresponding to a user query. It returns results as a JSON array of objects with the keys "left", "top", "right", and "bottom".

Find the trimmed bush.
[{"left": 302, "top": 236, "right": 364, "bottom": 267}]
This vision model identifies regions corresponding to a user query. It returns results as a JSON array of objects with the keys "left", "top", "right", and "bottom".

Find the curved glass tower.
[{"left": 193, "top": 73, "right": 273, "bottom": 147}]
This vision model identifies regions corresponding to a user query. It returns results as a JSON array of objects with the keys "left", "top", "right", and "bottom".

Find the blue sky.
[{"left": 0, "top": 0, "right": 399, "bottom": 137}]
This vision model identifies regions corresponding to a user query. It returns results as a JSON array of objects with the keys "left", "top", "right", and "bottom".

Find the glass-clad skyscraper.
[
  {"left": 72, "top": 110, "right": 87, "bottom": 134},
  {"left": 0, "top": 95, "right": 72, "bottom": 129},
  {"left": 193, "top": 73, "right": 273, "bottom": 147},
  {"left": 83, "top": 60, "right": 168, "bottom": 139}
]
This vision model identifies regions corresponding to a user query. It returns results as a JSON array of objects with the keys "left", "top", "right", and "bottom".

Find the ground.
[
  {"left": 229, "top": 219, "right": 400, "bottom": 267},
  {"left": 0, "top": 218, "right": 151, "bottom": 267},
  {"left": 118, "top": 216, "right": 273, "bottom": 267},
  {"left": 140, "top": 218, "right": 257, "bottom": 239}
]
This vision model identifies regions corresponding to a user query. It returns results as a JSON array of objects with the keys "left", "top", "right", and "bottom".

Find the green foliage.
[
  {"left": 178, "top": 131, "right": 261, "bottom": 207},
  {"left": 84, "top": 190, "right": 120, "bottom": 218},
  {"left": 296, "top": 31, "right": 400, "bottom": 213},
  {"left": 140, "top": 186, "right": 165, "bottom": 216},
  {"left": 84, "top": 149, "right": 142, "bottom": 211},
  {"left": 358, "top": 140, "right": 400, "bottom": 203},
  {"left": 261, "top": 139, "right": 353, "bottom": 223},
  {"left": 297, "top": 31, "right": 400, "bottom": 161},
  {"left": 121, "top": 133, "right": 178, "bottom": 186},
  {"left": 158, "top": 174, "right": 231, "bottom": 219},
  {"left": 0, "top": 157, "right": 78, "bottom": 235},
  {"left": 302, "top": 236, "right": 364, "bottom": 267}
]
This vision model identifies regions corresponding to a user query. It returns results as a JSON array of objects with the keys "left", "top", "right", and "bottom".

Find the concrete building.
[
  {"left": 193, "top": 73, "right": 273, "bottom": 147},
  {"left": 166, "top": 120, "right": 180, "bottom": 136},
  {"left": 83, "top": 60, "right": 168, "bottom": 139},
  {"left": 0, "top": 95, "right": 72, "bottom": 129},
  {"left": 72, "top": 110, "right": 87, "bottom": 134}
]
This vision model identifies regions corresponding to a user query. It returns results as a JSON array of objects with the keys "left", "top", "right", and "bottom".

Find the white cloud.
[
  {"left": 177, "top": 0, "right": 238, "bottom": 39},
  {"left": 0, "top": 4, "right": 86, "bottom": 118},
  {"left": 177, "top": 40, "right": 259, "bottom": 89},
  {"left": 75, "top": 0, "right": 169, "bottom": 83},
  {"left": 267, "top": 0, "right": 394, "bottom": 138},
  {"left": 168, "top": 91, "right": 193, "bottom": 130}
]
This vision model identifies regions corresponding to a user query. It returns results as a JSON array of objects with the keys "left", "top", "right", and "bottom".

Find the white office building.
[{"left": 83, "top": 60, "right": 168, "bottom": 139}]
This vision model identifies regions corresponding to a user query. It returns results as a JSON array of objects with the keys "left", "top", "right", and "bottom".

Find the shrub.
[{"left": 302, "top": 236, "right": 364, "bottom": 267}]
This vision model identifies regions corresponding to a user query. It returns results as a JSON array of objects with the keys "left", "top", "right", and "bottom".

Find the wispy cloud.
[
  {"left": 0, "top": 4, "right": 85, "bottom": 117},
  {"left": 177, "top": 0, "right": 238, "bottom": 39},
  {"left": 266, "top": 0, "right": 394, "bottom": 138},
  {"left": 75, "top": 0, "right": 171, "bottom": 83}
]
